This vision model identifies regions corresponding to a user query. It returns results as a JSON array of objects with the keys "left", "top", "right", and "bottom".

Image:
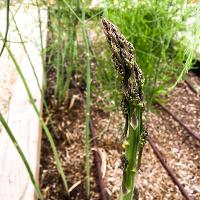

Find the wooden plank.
[{"left": 0, "top": 4, "right": 47, "bottom": 200}]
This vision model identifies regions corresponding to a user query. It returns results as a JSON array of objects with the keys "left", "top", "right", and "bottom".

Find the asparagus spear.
[{"left": 102, "top": 18, "right": 147, "bottom": 200}]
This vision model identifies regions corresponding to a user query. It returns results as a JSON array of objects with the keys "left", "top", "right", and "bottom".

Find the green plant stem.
[
  {"left": 1, "top": 32, "right": 69, "bottom": 197},
  {"left": 120, "top": 107, "right": 142, "bottom": 200},
  {"left": 0, "top": 112, "right": 43, "bottom": 200},
  {"left": 0, "top": 0, "right": 10, "bottom": 57},
  {"left": 55, "top": 0, "right": 62, "bottom": 102},
  {"left": 81, "top": 1, "right": 91, "bottom": 198},
  {"left": 63, "top": 31, "right": 77, "bottom": 101},
  {"left": 36, "top": 0, "right": 46, "bottom": 88},
  {"left": 11, "top": 12, "right": 41, "bottom": 92},
  {"left": 11, "top": 11, "right": 50, "bottom": 115},
  {"left": 51, "top": 0, "right": 79, "bottom": 102},
  {"left": 63, "top": 0, "right": 82, "bottom": 23}
]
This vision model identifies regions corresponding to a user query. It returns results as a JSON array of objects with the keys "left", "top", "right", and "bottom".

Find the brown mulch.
[
  {"left": 40, "top": 69, "right": 200, "bottom": 199},
  {"left": 40, "top": 67, "right": 99, "bottom": 200}
]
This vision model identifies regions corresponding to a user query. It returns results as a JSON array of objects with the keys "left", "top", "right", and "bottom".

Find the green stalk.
[
  {"left": 81, "top": 1, "right": 91, "bottom": 198},
  {"left": 0, "top": 0, "right": 10, "bottom": 57},
  {"left": 52, "top": 1, "right": 79, "bottom": 103},
  {"left": 0, "top": 112, "right": 43, "bottom": 200},
  {"left": 11, "top": 11, "right": 50, "bottom": 115},
  {"left": 63, "top": 31, "right": 77, "bottom": 101},
  {"left": 102, "top": 18, "right": 147, "bottom": 200},
  {"left": 55, "top": 0, "right": 62, "bottom": 102},
  {"left": 55, "top": 2, "right": 91, "bottom": 196},
  {"left": 0, "top": 32, "right": 69, "bottom": 197},
  {"left": 36, "top": 0, "right": 46, "bottom": 89},
  {"left": 11, "top": 12, "right": 41, "bottom": 93},
  {"left": 119, "top": 107, "right": 142, "bottom": 200}
]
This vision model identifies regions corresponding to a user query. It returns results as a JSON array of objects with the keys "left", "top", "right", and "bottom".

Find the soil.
[{"left": 39, "top": 67, "right": 200, "bottom": 200}]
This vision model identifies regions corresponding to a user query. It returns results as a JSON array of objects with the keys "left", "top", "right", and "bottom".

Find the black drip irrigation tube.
[
  {"left": 72, "top": 78, "right": 198, "bottom": 200},
  {"left": 184, "top": 72, "right": 199, "bottom": 95},
  {"left": 148, "top": 137, "right": 193, "bottom": 200},
  {"left": 158, "top": 103, "right": 200, "bottom": 142},
  {"left": 184, "top": 80, "right": 197, "bottom": 94}
]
